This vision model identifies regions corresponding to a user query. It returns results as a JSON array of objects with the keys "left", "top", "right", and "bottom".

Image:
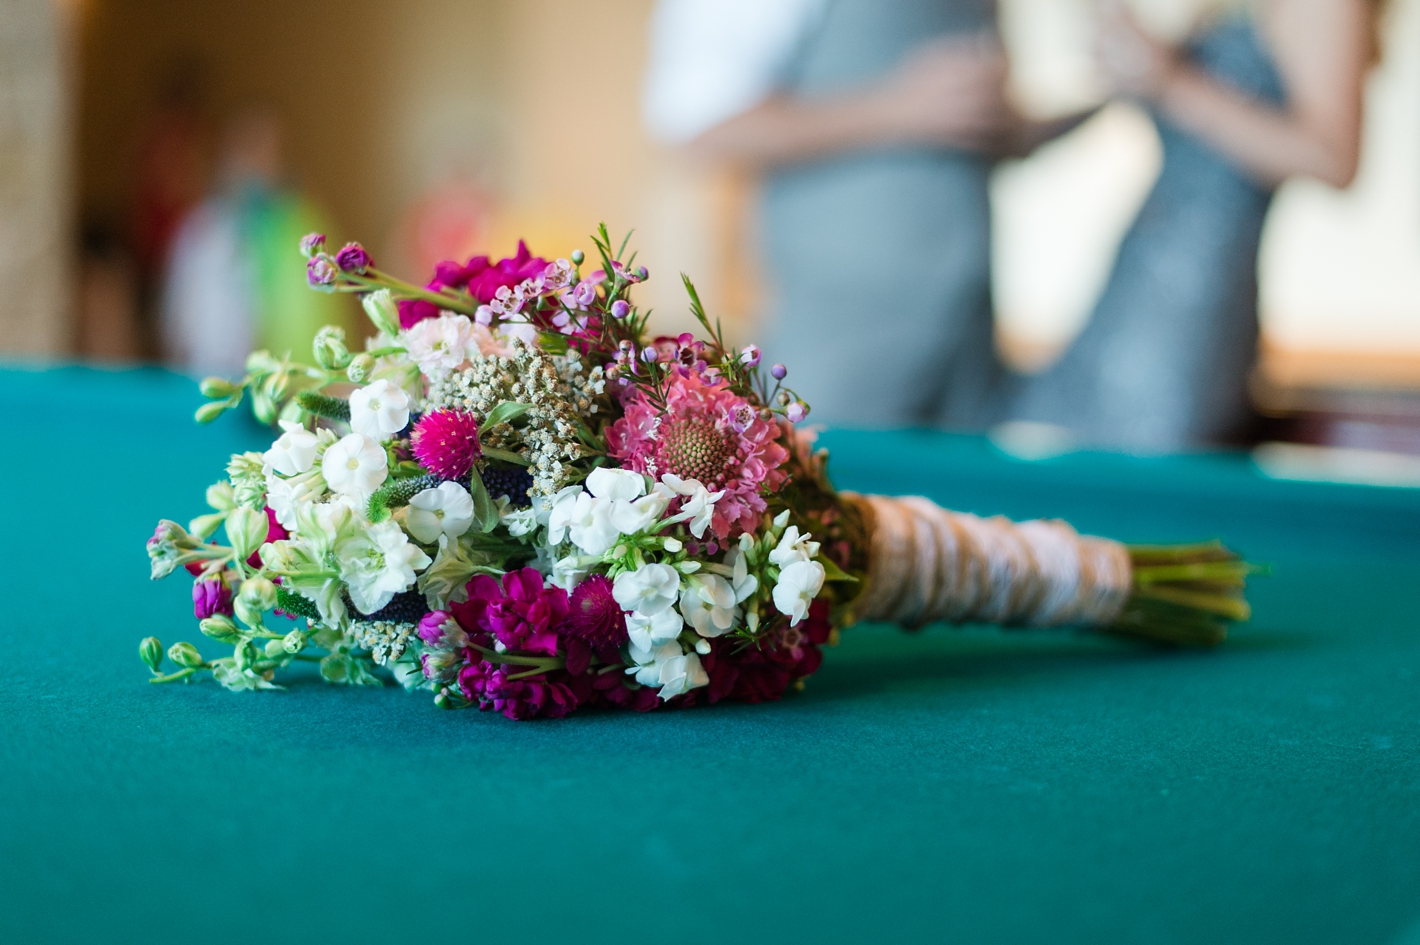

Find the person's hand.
[
  {"left": 874, "top": 34, "right": 1015, "bottom": 151},
  {"left": 1094, "top": 5, "right": 1179, "bottom": 101}
]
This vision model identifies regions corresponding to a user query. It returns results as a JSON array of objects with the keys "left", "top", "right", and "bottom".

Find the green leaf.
[
  {"left": 468, "top": 467, "right": 499, "bottom": 533},
  {"left": 818, "top": 557, "right": 859, "bottom": 583},
  {"left": 481, "top": 447, "right": 530, "bottom": 467},
  {"left": 479, "top": 402, "right": 533, "bottom": 434}
]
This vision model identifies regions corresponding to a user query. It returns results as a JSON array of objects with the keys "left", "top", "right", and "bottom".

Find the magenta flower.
[
  {"left": 306, "top": 256, "right": 337, "bottom": 288},
  {"left": 451, "top": 568, "right": 568, "bottom": 656},
  {"left": 565, "top": 574, "right": 628, "bottom": 648},
  {"left": 395, "top": 242, "right": 549, "bottom": 329},
  {"left": 299, "top": 233, "right": 326, "bottom": 258},
  {"left": 192, "top": 577, "right": 232, "bottom": 619},
  {"left": 458, "top": 659, "right": 580, "bottom": 720},
  {"left": 607, "top": 372, "right": 789, "bottom": 538},
  {"left": 418, "top": 609, "right": 453, "bottom": 645},
  {"left": 411, "top": 409, "right": 482, "bottom": 480},
  {"left": 335, "top": 242, "right": 373, "bottom": 273}
]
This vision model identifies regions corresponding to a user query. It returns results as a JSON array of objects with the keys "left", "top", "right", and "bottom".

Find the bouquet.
[{"left": 141, "top": 228, "right": 1257, "bottom": 719}]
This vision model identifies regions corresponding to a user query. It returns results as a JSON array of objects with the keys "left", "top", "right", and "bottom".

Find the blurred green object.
[
  {"left": 2, "top": 366, "right": 1419, "bottom": 945},
  {"left": 242, "top": 189, "right": 357, "bottom": 362}
]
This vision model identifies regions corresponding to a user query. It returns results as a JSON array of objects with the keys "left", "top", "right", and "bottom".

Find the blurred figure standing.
[
  {"left": 643, "top": 0, "right": 1019, "bottom": 428},
  {"left": 160, "top": 109, "right": 351, "bottom": 376},
  {"left": 1005, "top": 0, "right": 1374, "bottom": 451}
]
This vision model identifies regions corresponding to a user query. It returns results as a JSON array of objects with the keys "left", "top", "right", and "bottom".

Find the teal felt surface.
[{"left": 3, "top": 365, "right": 1419, "bottom": 944}]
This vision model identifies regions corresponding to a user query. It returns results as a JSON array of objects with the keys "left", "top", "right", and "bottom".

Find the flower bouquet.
[{"left": 141, "top": 227, "right": 1258, "bottom": 719}]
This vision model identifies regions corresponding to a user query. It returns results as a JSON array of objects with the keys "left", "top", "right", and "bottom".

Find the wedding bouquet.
[{"left": 141, "top": 228, "right": 1256, "bottom": 719}]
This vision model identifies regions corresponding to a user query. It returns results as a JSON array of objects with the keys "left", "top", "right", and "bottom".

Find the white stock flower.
[
  {"left": 586, "top": 467, "right": 647, "bottom": 501},
  {"left": 772, "top": 559, "right": 826, "bottom": 626},
  {"left": 612, "top": 562, "right": 681, "bottom": 615},
  {"left": 403, "top": 313, "right": 476, "bottom": 375},
  {"left": 321, "top": 433, "right": 389, "bottom": 498},
  {"left": 680, "top": 573, "right": 737, "bottom": 638},
  {"left": 547, "top": 490, "right": 619, "bottom": 555},
  {"left": 405, "top": 481, "right": 475, "bottom": 543},
  {"left": 348, "top": 379, "right": 411, "bottom": 440},
  {"left": 264, "top": 420, "right": 319, "bottom": 477},
  {"left": 656, "top": 474, "right": 724, "bottom": 539},
  {"left": 626, "top": 608, "right": 685, "bottom": 650},
  {"left": 769, "top": 525, "right": 821, "bottom": 568},
  {"left": 338, "top": 519, "right": 433, "bottom": 615}
]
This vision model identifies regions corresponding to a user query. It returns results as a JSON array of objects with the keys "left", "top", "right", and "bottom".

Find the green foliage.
[
  {"left": 295, "top": 390, "right": 351, "bottom": 423},
  {"left": 366, "top": 475, "right": 439, "bottom": 523}
]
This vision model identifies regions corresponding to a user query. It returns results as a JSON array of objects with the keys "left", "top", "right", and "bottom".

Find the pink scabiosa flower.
[
  {"left": 411, "top": 409, "right": 481, "bottom": 480},
  {"left": 566, "top": 574, "right": 629, "bottom": 649},
  {"left": 607, "top": 373, "right": 789, "bottom": 539},
  {"left": 451, "top": 568, "right": 569, "bottom": 656}
]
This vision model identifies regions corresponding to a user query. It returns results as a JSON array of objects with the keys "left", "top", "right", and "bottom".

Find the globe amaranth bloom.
[
  {"left": 606, "top": 372, "right": 788, "bottom": 539},
  {"left": 411, "top": 409, "right": 481, "bottom": 480},
  {"left": 451, "top": 568, "right": 568, "bottom": 656},
  {"left": 397, "top": 241, "right": 548, "bottom": 328},
  {"left": 565, "top": 574, "right": 628, "bottom": 649}
]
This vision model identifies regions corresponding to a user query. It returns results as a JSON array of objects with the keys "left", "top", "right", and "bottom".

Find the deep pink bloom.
[
  {"left": 565, "top": 574, "right": 628, "bottom": 648},
  {"left": 450, "top": 568, "right": 568, "bottom": 656},
  {"left": 334, "top": 242, "right": 372, "bottom": 273},
  {"left": 411, "top": 409, "right": 482, "bottom": 480},
  {"left": 458, "top": 659, "right": 580, "bottom": 721},
  {"left": 192, "top": 577, "right": 232, "bottom": 619},
  {"left": 606, "top": 372, "right": 789, "bottom": 538},
  {"left": 417, "top": 609, "right": 453, "bottom": 645},
  {"left": 396, "top": 242, "right": 548, "bottom": 328},
  {"left": 306, "top": 256, "right": 337, "bottom": 288},
  {"left": 245, "top": 507, "right": 289, "bottom": 568}
]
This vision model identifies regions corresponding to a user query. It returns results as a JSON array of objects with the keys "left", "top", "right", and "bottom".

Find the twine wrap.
[{"left": 846, "top": 493, "right": 1133, "bottom": 629}]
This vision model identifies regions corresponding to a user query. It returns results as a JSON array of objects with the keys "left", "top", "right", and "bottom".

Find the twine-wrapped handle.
[{"left": 845, "top": 493, "right": 1133, "bottom": 629}]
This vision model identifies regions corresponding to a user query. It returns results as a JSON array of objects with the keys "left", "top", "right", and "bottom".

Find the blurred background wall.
[{"left": 3, "top": 0, "right": 1419, "bottom": 457}]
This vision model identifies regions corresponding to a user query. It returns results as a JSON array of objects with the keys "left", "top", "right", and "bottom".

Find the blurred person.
[
  {"left": 1004, "top": 0, "right": 1374, "bottom": 452},
  {"left": 643, "top": 0, "right": 1024, "bottom": 429},
  {"left": 160, "top": 108, "right": 351, "bottom": 376}
]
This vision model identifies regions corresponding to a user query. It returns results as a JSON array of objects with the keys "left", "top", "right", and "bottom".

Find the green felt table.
[{"left": 3, "top": 365, "right": 1419, "bottom": 945}]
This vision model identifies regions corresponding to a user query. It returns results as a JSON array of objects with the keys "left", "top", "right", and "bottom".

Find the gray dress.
[
  {"left": 1008, "top": 19, "right": 1286, "bottom": 451},
  {"left": 758, "top": 0, "right": 1004, "bottom": 429}
]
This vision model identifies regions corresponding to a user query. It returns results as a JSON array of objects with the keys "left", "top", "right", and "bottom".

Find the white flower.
[
  {"left": 586, "top": 467, "right": 647, "bottom": 501},
  {"left": 321, "top": 433, "right": 389, "bottom": 499},
  {"left": 724, "top": 534, "right": 760, "bottom": 603},
  {"left": 264, "top": 471, "right": 326, "bottom": 531},
  {"left": 264, "top": 420, "right": 319, "bottom": 477},
  {"left": 501, "top": 505, "right": 539, "bottom": 538},
  {"left": 772, "top": 559, "right": 825, "bottom": 626},
  {"left": 546, "top": 489, "right": 620, "bottom": 555},
  {"left": 626, "top": 640, "right": 709, "bottom": 700},
  {"left": 348, "top": 379, "right": 411, "bottom": 440},
  {"left": 679, "top": 573, "right": 737, "bottom": 638},
  {"left": 608, "top": 491, "right": 670, "bottom": 536},
  {"left": 612, "top": 562, "right": 681, "bottom": 615},
  {"left": 655, "top": 474, "right": 724, "bottom": 539},
  {"left": 626, "top": 608, "right": 685, "bottom": 650},
  {"left": 403, "top": 313, "right": 476, "bottom": 375},
  {"left": 337, "top": 519, "right": 433, "bottom": 615},
  {"left": 769, "top": 525, "right": 821, "bottom": 568},
  {"left": 405, "top": 481, "right": 475, "bottom": 544}
]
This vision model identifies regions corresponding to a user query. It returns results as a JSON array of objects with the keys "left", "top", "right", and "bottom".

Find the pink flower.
[
  {"left": 411, "top": 409, "right": 482, "bottom": 479},
  {"left": 606, "top": 373, "right": 789, "bottom": 539},
  {"left": 565, "top": 574, "right": 629, "bottom": 649},
  {"left": 450, "top": 568, "right": 568, "bottom": 656},
  {"left": 396, "top": 242, "right": 549, "bottom": 328},
  {"left": 458, "top": 660, "right": 580, "bottom": 721}
]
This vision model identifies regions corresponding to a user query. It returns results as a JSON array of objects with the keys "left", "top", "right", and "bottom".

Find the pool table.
[{"left": 2, "top": 365, "right": 1418, "bottom": 945}]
